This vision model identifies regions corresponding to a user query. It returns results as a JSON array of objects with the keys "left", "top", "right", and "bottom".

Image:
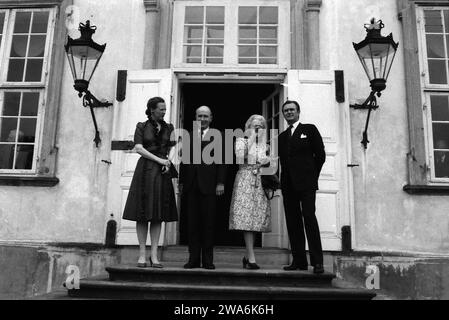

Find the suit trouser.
[
  {"left": 186, "top": 179, "right": 216, "bottom": 265},
  {"left": 282, "top": 177, "right": 323, "bottom": 267}
]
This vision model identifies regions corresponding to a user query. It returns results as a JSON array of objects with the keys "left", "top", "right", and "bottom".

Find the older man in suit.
[
  {"left": 278, "top": 100, "right": 326, "bottom": 274},
  {"left": 179, "top": 106, "right": 226, "bottom": 270}
]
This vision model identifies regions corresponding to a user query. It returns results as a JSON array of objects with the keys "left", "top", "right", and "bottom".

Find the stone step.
[
  {"left": 68, "top": 278, "right": 376, "bottom": 300},
  {"left": 106, "top": 264, "right": 336, "bottom": 288},
  {"left": 120, "top": 246, "right": 334, "bottom": 272}
]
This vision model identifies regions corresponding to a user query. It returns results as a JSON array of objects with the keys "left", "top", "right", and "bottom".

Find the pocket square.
[{"left": 300, "top": 134, "right": 307, "bottom": 139}]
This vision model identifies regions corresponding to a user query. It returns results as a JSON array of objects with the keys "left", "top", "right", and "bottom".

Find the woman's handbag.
[{"left": 261, "top": 174, "right": 280, "bottom": 200}]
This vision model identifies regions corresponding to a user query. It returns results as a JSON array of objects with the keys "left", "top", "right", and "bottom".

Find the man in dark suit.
[
  {"left": 278, "top": 100, "right": 326, "bottom": 274},
  {"left": 179, "top": 106, "right": 226, "bottom": 270}
]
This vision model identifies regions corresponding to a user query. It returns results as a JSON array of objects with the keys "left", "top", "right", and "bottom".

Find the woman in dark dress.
[{"left": 122, "top": 96, "right": 178, "bottom": 268}]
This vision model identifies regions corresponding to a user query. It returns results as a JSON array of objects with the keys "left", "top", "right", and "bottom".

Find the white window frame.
[
  {"left": 0, "top": 7, "right": 56, "bottom": 175},
  {"left": 417, "top": 6, "right": 449, "bottom": 183},
  {"left": 172, "top": 0, "right": 290, "bottom": 69}
]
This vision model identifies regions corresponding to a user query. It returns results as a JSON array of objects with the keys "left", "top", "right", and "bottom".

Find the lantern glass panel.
[
  {"left": 356, "top": 43, "right": 397, "bottom": 81},
  {"left": 66, "top": 45, "right": 103, "bottom": 82}
]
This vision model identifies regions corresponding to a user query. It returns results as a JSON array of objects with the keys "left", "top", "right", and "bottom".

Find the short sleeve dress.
[
  {"left": 229, "top": 137, "right": 271, "bottom": 232},
  {"left": 122, "top": 120, "right": 178, "bottom": 222}
]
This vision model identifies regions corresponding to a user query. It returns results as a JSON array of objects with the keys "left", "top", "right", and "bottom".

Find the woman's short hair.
[
  {"left": 145, "top": 96, "right": 165, "bottom": 117},
  {"left": 281, "top": 100, "right": 300, "bottom": 113},
  {"left": 245, "top": 114, "right": 267, "bottom": 131}
]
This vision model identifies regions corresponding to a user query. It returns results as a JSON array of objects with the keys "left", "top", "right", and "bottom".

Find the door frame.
[{"left": 165, "top": 68, "right": 288, "bottom": 247}]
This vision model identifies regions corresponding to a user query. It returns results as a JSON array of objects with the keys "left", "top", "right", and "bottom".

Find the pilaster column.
[
  {"left": 305, "top": 0, "right": 322, "bottom": 69},
  {"left": 143, "top": 0, "right": 160, "bottom": 69}
]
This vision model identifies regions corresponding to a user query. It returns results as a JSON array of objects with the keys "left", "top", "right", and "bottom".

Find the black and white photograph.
[{"left": 0, "top": 0, "right": 449, "bottom": 309}]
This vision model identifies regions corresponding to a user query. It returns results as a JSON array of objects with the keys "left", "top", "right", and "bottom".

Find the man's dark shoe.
[
  {"left": 202, "top": 263, "right": 215, "bottom": 270},
  {"left": 313, "top": 264, "right": 325, "bottom": 274},
  {"left": 184, "top": 261, "right": 200, "bottom": 269},
  {"left": 283, "top": 262, "right": 308, "bottom": 271}
]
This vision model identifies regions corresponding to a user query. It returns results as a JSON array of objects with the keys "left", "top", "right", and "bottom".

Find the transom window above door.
[{"left": 173, "top": 0, "right": 290, "bottom": 68}]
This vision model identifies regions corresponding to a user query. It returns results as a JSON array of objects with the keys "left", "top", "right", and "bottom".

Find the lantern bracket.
[
  {"left": 81, "top": 90, "right": 113, "bottom": 147},
  {"left": 350, "top": 91, "right": 379, "bottom": 149}
]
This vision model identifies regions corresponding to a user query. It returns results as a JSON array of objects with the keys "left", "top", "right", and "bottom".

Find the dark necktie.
[{"left": 288, "top": 125, "right": 294, "bottom": 138}]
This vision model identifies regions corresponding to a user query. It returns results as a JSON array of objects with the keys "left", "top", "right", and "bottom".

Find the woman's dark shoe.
[
  {"left": 242, "top": 257, "right": 260, "bottom": 270},
  {"left": 149, "top": 257, "right": 163, "bottom": 268}
]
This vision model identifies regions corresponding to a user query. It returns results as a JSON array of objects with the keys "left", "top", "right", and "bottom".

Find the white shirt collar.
[
  {"left": 289, "top": 120, "right": 300, "bottom": 134},
  {"left": 199, "top": 127, "right": 209, "bottom": 137}
]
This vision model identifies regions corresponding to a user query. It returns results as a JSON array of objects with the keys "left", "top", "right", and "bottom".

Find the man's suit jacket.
[
  {"left": 279, "top": 123, "right": 326, "bottom": 191},
  {"left": 179, "top": 129, "right": 226, "bottom": 195}
]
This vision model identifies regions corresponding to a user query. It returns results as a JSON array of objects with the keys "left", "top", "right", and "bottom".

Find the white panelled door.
[
  {"left": 107, "top": 69, "right": 173, "bottom": 245},
  {"left": 283, "top": 70, "right": 353, "bottom": 251}
]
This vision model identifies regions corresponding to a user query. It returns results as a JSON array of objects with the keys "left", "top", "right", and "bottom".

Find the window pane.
[
  {"left": 0, "top": 12, "right": 5, "bottom": 33},
  {"left": 206, "top": 57, "right": 223, "bottom": 64},
  {"left": 425, "top": 10, "right": 443, "bottom": 33},
  {"left": 31, "top": 11, "right": 49, "bottom": 33},
  {"left": 206, "top": 45, "right": 223, "bottom": 57},
  {"left": 434, "top": 151, "right": 449, "bottom": 178},
  {"left": 14, "top": 12, "right": 31, "bottom": 33},
  {"left": 3, "top": 92, "right": 21, "bottom": 116},
  {"left": 426, "top": 34, "right": 445, "bottom": 58},
  {"left": 28, "top": 35, "right": 46, "bottom": 57},
  {"left": 445, "top": 11, "right": 449, "bottom": 33},
  {"left": 259, "top": 46, "right": 277, "bottom": 57},
  {"left": 7, "top": 59, "right": 25, "bottom": 81},
  {"left": 0, "top": 144, "right": 14, "bottom": 169},
  {"left": 239, "top": 45, "right": 256, "bottom": 57},
  {"left": 260, "top": 26, "right": 277, "bottom": 39},
  {"left": 430, "top": 95, "right": 449, "bottom": 121},
  {"left": 184, "top": 45, "right": 202, "bottom": 63},
  {"left": 25, "top": 59, "right": 43, "bottom": 82},
  {"left": 239, "top": 57, "right": 256, "bottom": 64},
  {"left": 21, "top": 92, "right": 39, "bottom": 116},
  {"left": 206, "top": 26, "right": 224, "bottom": 43},
  {"left": 185, "top": 6, "right": 203, "bottom": 24},
  {"left": 259, "top": 7, "right": 278, "bottom": 24},
  {"left": 185, "top": 45, "right": 201, "bottom": 57},
  {"left": 18, "top": 118, "right": 36, "bottom": 143},
  {"left": 239, "top": 26, "right": 257, "bottom": 42},
  {"left": 206, "top": 7, "right": 224, "bottom": 24},
  {"left": 239, "top": 7, "right": 257, "bottom": 24},
  {"left": 10, "top": 35, "right": 28, "bottom": 57},
  {"left": 428, "top": 59, "right": 447, "bottom": 84},
  {"left": 185, "top": 26, "right": 203, "bottom": 43},
  {"left": 15, "top": 145, "right": 34, "bottom": 169},
  {"left": 0, "top": 118, "right": 18, "bottom": 142},
  {"left": 259, "top": 57, "right": 277, "bottom": 64},
  {"left": 433, "top": 123, "right": 449, "bottom": 147}
]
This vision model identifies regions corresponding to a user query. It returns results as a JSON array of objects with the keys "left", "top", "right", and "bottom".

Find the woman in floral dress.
[{"left": 229, "top": 115, "right": 271, "bottom": 270}]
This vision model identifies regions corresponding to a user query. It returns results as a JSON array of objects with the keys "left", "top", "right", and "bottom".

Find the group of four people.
[{"left": 122, "top": 96, "right": 326, "bottom": 274}]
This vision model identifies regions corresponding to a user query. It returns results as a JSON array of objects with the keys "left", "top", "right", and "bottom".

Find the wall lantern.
[
  {"left": 351, "top": 18, "right": 399, "bottom": 149},
  {"left": 64, "top": 20, "right": 112, "bottom": 147}
]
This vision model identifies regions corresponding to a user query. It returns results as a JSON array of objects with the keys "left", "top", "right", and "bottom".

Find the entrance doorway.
[{"left": 178, "top": 82, "right": 278, "bottom": 247}]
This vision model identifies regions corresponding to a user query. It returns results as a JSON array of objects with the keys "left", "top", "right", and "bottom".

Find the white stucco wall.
[
  {"left": 1, "top": 0, "right": 448, "bottom": 254},
  {"left": 322, "top": 0, "right": 449, "bottom": 254}
]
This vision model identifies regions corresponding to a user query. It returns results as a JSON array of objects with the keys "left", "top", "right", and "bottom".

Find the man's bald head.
[
  {"left": 196, "top": 105, "right": 212, "bottom": 116},
  {"left": 196, "top": 105, "right": 213, "bottom": 129}
]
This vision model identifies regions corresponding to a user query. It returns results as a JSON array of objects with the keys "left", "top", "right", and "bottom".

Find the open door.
[
  {"left": 107, "top": 69, "right": 178, "bottom": 245},
  {"left": 281, "top": 70, "right": 353, "bottom": 251},
  {"left": 262, "top": 86, "right": 289, "bottom": 249}
]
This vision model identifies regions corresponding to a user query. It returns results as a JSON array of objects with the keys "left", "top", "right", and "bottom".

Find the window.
[
  {"left": 173, "top": 0, "right": 290, "bottom": 68},
  {"left": 0, "top": 8, "right": 55, "bottom": 174},
  {"left": 238, "top": 6, "right": 278, "bottom": 64},
  {"left": 183, "top": 6, "right": 225, "bottom": 64},
  {"left": 418, "top": 7, "right": 449, "bottom": 181}
]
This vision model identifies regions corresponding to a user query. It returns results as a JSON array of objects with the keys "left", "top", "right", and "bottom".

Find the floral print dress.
[{"left": 229, "top": 137, "right": 271, "bottom": 232}]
